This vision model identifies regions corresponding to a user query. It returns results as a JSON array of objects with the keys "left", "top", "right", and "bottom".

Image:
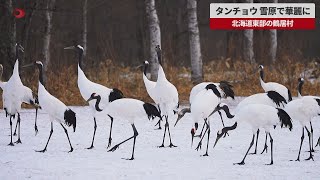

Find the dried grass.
[{"left": 16, "top": 59, "right": 320, "bottom": 107}]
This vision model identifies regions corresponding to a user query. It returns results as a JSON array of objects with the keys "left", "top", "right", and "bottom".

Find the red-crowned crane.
[
  {"left": 213, "top": 103, "right": 292, "bottom": 165},
  {"left": 87, "top": 93, "right": 161, "bottom": 160},
  {"left": 64, "top": 45, "right": 124, "bottom": 149},
  {"left": 25, "top": 61, "right": 76, "bottom": 152},
  {"left": 258, "top": 65, "right": 292, "bottom": 102},
  {"left": 174, "top": 84, "right": 234, "bottom": 156},
  {"left": 2, "top": 44, "right": 39, "bottom": 145},
  {"left": 142, "top": 60, "right": 162, "bottom": 129},
  {"left": 153, "top": 45, "right": 179, "bottom": 148},
  {"left": 284, "top": 78, "right": 320, "bottom": 161},
  {"left": 188, "top": 81, "right": 234, "bottom": 138},
  {"left": 234, "top": 91, "right": 287, "bottom": 154}
]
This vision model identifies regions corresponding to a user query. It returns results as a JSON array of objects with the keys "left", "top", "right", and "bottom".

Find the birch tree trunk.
[
  {"left": 270, "top": 0, "right": 278, "bottom": 63},
  {"left": 187, "top": 0, "right": 203, "bottom": 84},
  {"left": 145, "top": 0, "right": 161, "bottom": 80},
  {"left": 42, "top": 0, "right": 55, "bottom": 83},
  {"left": 243, "top": 0, "right": 255, "bottom": 64},
  {"left": 82, "top": 0, "right": 88, "bottom": 56}
]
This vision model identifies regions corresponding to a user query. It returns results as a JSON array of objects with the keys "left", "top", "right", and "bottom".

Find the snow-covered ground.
[{"left": 1, "top": 97, "right": 320, "bottom": 179}]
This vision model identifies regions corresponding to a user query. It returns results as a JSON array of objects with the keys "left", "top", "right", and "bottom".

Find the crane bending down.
[
  {"left": 174, "top": 84, "right": 234, "bottom": 156},
  {"left": 187, "top": 81, "right": 234, "bottom": 138},
  {"left": 213, "top": 103, "right": 292, "bottom": 165},
  {"left": 87, "top": 93, "right": 161, "bottom": 160},
  {"left": 64, "top": 45, "right": 124, "bottom": 149}
]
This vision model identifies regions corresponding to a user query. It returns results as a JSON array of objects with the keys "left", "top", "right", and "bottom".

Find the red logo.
[{"left": 13, "top": 8, "right": 25, "bottom": 19}]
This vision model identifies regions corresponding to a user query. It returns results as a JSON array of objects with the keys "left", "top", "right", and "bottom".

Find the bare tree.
[
  {"left": 145, "top": 0, "right": 161, "bottom": 80},
  {"left": 82, "top": 0, "right": 88, "bottom": 56},
  {"left": 187, "top": 0, "right": 203, "bottom": 84},
  {"left": 42, "top": 0, "right": 56, "bottom": 83},
  {"left": 0, "top": 0, "right": 16, "bottom": 79},
  {"left": 270, "top": 0, "right": 278, "bottom": 63},
  {"left": 21, "top": 1, "right": 38, "bottom": 64},
  {"left": 243, "top": 0, "right": 255, "bottom": 64}
]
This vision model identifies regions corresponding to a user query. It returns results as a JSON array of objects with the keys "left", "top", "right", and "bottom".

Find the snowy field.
[{"left": 1, "top": 97, "right": 320, "bottom": 180}]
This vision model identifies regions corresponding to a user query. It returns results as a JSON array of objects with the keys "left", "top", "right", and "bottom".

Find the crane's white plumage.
[
  {"left": 258, "top": 65, "right": 292, "bottom": 102},
  {"left": 2, "top": 60, "right": 38, "bottom": 145},
  {"left": 175, "top": 84, "right": 233, "bottom": 156},
  {"left": 189, "top": 81, "right": 234, "bottom": 104},
  {"left": 213, "top": 104, "right": 292, "bottom": 165},
  {"left": 64, "top": 44, "right": 124, "bottom": 149},
  {"left": 284, "top": 95, "right": 320, "bottom": 161},
  {"left": 152, "top": 45, "right": 179, "bottom": 147},
  {"left": 236, "top": 91, "right": 287, "bottom": 112},
  {"left": 234, "top": 90, "right": 287, "bottom": 154},
  {"left": 142, "top": 60, "right": 162, "bottom": 129},
  {"left": 142, "top": 61, "right": 156, "bottom": 98},
  {"left": 87, "top": 94, "right": 161, "bottom": 160}
]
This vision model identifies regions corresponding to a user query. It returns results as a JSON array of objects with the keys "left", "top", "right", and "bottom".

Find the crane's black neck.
[
  {"left": 298, "top": 80, "right": 304, "bottom": 96},
  {"left": 143, "top": 63, "right": 149, "bottom": 76},
  {"left": 78, "top": 48, "right": 84, "bottom": 70},
  {"left": 259, "top": 69, "right": 264, "bottom": 81},
  {"left": 93, "top": 95, "right": 103, "bottom": 112},
  {"left": 36, "top": 64, "right": 45, "bottom": 87},
  {"left": 156, "top": 49, "right": 162, "bottom": 66}
]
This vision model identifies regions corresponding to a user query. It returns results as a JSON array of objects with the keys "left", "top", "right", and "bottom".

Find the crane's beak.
[
  {"left": 135, "top": 64, "right": 143, "bottom": 70},
  {"left": 174, "top": 115, "right": 182, "bottom": 127},
  {"left": 64, "top": 46, "right": 75, "bottom": 50},
  {"left": 213, "top": 131, "right": 224, "bottom": 148},
  {"left": 22, "top": 63, "right": 34, "bottom": 68},
  {"left": 191, "top": 128, "right": 195, "bottom": 147},
  {"left": 86, "top": 96, "right": 94, "bottom": 102}
]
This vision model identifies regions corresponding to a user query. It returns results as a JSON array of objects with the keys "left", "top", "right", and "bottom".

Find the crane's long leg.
[
  {"left": 305, "top": 127, "right": 314, "bottom": 161},
  {"left": 202, "top": 122, "right": 210, "bottom": 156},
  {"left": 87, "top": 117, "right": 97, "bottom": 149},
  {"left": 261, "top": 132, "right": 268, "bottom": 154},
  {"left": 266, "top": 133, "right": 273, "bottom": 165},
  {"left": 108, "top": 124, "right": 139, "bottom": 160},
  {"left": 250, "top": 129, "right": 260, "bottom": 155},
  {"left": 107, "top": 115, "right": 114, "bottom": 148},
  {"left": 15, "top": 113, "right": 22, "bottom": 144},
  {"left": 295, "top": 127, "right": 305, "bottom": 161},
  {"left": 310, "top": 122, "right": 314, "bottom": 152},
  {"left": 166, "top": 115, "right": 177, "bottom": 148},
  {"left": 129, "top": 124, "right": 138, "bottom": 160},
  {"left": 8, "top": 116, "right": 14, "bottom": 146},
  {"left": 195, "top": 119, "right": 209, "bottom": 151},
  {"left": 194, "top": 123, "right": 205, "bottom": 138},
  {"left": 34, "top": 107, "right": 39, "bottom": 136},
  {"left": 60, "top": 123, "right": 73, "bottom": 152},
  {"left": 13, "top": 116, "right": 18, "bottom": 136},
  {"left": 234, "top": 134, "right": 255, "bottom": 165},
  {"left": 158, "top": 116, "right": 168, "bottom": 148},
  {"left": 154, "top": 105, "right": 162, "bottom": 130},
  {"left": 36, "top": 122, "right": 53, "bottom": 152}
]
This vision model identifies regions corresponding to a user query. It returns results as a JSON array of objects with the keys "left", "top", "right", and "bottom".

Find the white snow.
[{"left": 1, "top": 97, "right": 320, "bottom": 179}]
